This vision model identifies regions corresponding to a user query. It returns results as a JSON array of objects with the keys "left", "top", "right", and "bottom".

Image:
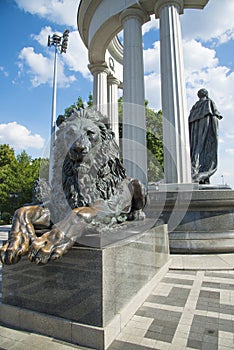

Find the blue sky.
[{"left": 0, "top": 0, "right": 234, "bottom": 187}]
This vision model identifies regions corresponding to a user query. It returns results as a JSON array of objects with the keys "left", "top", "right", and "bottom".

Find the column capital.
[
  {"left": 88, "top": 62, "right": 109, "bottom": 75},
  {"left": 107, "top": 74, "right": 120, "bottom": 86},
  {"left": 119, "top": 6, "right": 149, "bottom": 25},
  {"left": 154, "top": 0, "right": 184, "bottom": 18}
]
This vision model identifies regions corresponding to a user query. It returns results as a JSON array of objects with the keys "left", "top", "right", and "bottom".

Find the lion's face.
[
  {"left": 51, "top": 109, "right": 126, "bottom": 221},
  {"left": 63, "top": 119, "right": 103, "bottom": 162}
]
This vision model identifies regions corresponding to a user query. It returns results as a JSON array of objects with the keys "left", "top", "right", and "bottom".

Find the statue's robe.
[{"left": 189, "top": 97, "right": 222, "bottom": 184}]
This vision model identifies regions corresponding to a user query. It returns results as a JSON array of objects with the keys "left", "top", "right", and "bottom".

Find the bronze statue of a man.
[{"left": 189, "top": 88, "right": 223, "bottom": 184}]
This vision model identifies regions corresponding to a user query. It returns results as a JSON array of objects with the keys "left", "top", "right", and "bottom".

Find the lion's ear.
[
  {"left": 56, "top": 115, "right": 66, "bottom": 127},
  {"left": 110, "top": 131, "right": 115, "bottom": 139}
]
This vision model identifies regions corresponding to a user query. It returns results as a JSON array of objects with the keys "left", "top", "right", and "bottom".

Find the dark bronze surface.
[
  {"left": 0, "top": 109, "right": 146, "bottom": 265},
  {"left": 189, "top": 88, "right": 223, "bottom": 184}
]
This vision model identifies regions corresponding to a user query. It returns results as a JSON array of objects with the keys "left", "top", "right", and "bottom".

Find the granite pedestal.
[
  {"left": 146, "top": 189, "right": 234, "bottom": 253},
  {"left": 0, "top": 221, "right": 170, "bottom": 350}
]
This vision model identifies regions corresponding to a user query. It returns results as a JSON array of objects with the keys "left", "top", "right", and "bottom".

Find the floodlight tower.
[{"left": 48, "top": 29, "right": 69, "bottom": 185}]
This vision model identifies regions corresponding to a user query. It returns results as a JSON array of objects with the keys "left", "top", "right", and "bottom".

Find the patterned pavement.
[
  {"left": 0, "top": 240, "right": 233, "bottom": 349},
  {"left": 108, "top": 269, "right": 234, "bottom": 350}
]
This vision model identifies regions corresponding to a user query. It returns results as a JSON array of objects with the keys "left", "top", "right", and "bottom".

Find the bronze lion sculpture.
[{"left": 0, "top": 109, "right": 146, "bottom": 265}]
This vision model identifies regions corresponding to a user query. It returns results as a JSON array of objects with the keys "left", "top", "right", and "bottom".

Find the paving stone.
[
  {"left": 1, "top": 266, "right": 234, "bottom": 350},
  {"left": 162, "top": 277, "right": 194, "bottom": 285},
  {"left": 108, "top": 340, "right": 157, "bottom": 350},
  {"left": 205, "top": 272, "right": 234, "bottom": 279},
  {"left": 168, "top": 270, "right": 197, "bottom": 275},
  {"left": 187, "top": 338, "right": 203, "bottom": 349}
]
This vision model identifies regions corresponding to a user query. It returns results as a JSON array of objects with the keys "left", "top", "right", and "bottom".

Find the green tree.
[
  {"left": 64, "top": 96, "right": 85, "bottom": 117},
  {"left": 0, "top": 144, "right": 16, "bottom": 167},
  {"left": 64, "top": 93, "right": 94, "bottom": 118},
  {"left": 146, "top": 108, "right": 164, "bottom": 181},
  {"left": 0, "top": 145, "right": 43, "bottom": 221},
  {"left": 87, "top": 92, "right": 93, "bottom": 107},
  {"left": 118, "top": 98, "right": 164, "bottom": 182},
  {"left": 0, "top": 145, "right": 18, "bottom": 217},
  {"left": 16, "top": 151, "right": 40, "bottom": 205}
]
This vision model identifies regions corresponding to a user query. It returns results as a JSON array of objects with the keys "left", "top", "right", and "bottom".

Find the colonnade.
[
  {"left": 84, "top": 0, "right": 208, "bottom": 186},
  {"left": 88, "top": 63, "right": 120, "bottom": 145}
]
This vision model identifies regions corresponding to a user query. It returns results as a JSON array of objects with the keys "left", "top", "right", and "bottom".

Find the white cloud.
[
  {"left": 31, "top": 26, "right": 53, "bottom": 47},
  {"left": 212, "top": 143, "right": 234, "bottom": 188},
  {"left": 142, "top": 15, "right": 159, "bottom": 35},
  {"left": 18, "top": 47, "right": 52, "bottom": 87},
  {"left": 185, "top": 62, "right": 234, "bottom": 138},
  {"left": 15, "top": 0, "right": 234, "bottom": 47},
  {"left": 15, "top": 0, "right": 80, "bottom": 29},
  {"left": 182, "top": 38, "right": 234, "bottom": 189},
  {"left": 30, "top": 27, "right": 90, "bottom": 81},
  {"left": 0, "top": 122, "right": 45, "bottom": 150},
  {"left": 181, "top": 0, "right": 234, "bottom": 44},
  {"left": 0, "top": 66, "right": 9, "bottom": 77},
  {"left": 18, "top": 46, "right": 76, "bottom": 87},
  {"left": 143, "top": 40, "right": 161, "bottom": 109},
  {"left": 62, "top": 31, "right": 90, "bottom": 79},
  {"left": 225, "top": 149, "right": 234, "bottom": 155},
  {"left": 144, "top": 72, "right": 161, "bottom": 111},
  {"left": 143, "top": 41, "right": 160, "bottom": 75},
  {"left": 183, "top": 40, "right": 218, "bottom": 75},
  {"left": 225, "top": 133, "right": 234, "bottom": 139}
]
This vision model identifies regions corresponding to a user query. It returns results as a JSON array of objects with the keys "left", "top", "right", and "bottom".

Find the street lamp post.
[{"left": 48, "top": 29, "right": 69, "bottom": 185}]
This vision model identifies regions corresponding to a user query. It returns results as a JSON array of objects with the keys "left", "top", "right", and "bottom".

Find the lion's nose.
[
  {"left": 73, "top": 141, "right": 87, "bottom": 154},
  {"left": 78, "top": 146, "right": 86, "bottom": 154}
]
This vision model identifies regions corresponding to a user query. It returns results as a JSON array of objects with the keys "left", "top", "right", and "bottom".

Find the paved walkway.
[{"left": 0, "top": 253, "right": 233, "bottom": 350}]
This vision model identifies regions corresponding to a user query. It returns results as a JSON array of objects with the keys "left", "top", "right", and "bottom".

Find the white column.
[
  {"left": 89, "top": 63, "right": 109, "bottom": 115},
  {"left": 107, "top": 75, "right": 120, "bottom": 145},
  {"left": 120, "top": 8, "right": 149, "bottom": 186},
  {"left": 155, "top": 0, "right": 192, "bottom": 184}
]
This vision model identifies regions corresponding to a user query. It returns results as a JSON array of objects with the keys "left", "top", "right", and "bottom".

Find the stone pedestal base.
[
  {"left": 0, "top": 223, "right": 170, "bottom": 350},
  {"left": 146, "top": 189, "right": 234, "bottom": 253}
]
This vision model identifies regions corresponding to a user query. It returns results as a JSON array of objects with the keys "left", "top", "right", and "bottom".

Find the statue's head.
[
  {"left": 197, "top": 88, "right": 208, "bottom": 99},
  {"left": 55, "top": 108, "right": 118, "bottom": 163},
  {"left": 50, "top": 108, "right": 125, "bottom": 220}
]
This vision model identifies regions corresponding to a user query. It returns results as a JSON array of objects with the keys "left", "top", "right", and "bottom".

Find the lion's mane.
[{"left": 49, "top": 109, "right": 126, "bottom": 223}]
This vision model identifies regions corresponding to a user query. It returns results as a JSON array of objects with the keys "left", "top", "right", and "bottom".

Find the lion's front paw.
[
  {"left": 0, "top": 242, "right": 21, "bottom": 265},
  {"left": 0, "top": 233, "right": 30, "bottom": 265},
  {"left": 28, "top": 229, "right": 73, "bottom": 264}
]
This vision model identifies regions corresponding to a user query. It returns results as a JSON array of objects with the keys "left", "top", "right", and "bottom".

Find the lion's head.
[{"left": 49, "top": 109, "right": 126, "bottom": 222}]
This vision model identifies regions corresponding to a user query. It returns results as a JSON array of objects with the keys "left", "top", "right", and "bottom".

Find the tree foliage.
[
  {"left": 118, "top": 98, "right": 164, "bottom": 182},
  {"left": 145, "top": 104, "right": 164, "bottom": 182},
  {"left": 0, "top": 144, "right": 46, "bottom": 221},
  {"left": 64, "top": 93, "right": 93, "bottom": 117}
]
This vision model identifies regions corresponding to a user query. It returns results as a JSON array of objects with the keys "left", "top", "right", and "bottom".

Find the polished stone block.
[
  {"left": 0, "top": 222, "right": 170, "bottom": 349},
  {"left": 146, "top": 189, "right": 234, "bottom": 253}
]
